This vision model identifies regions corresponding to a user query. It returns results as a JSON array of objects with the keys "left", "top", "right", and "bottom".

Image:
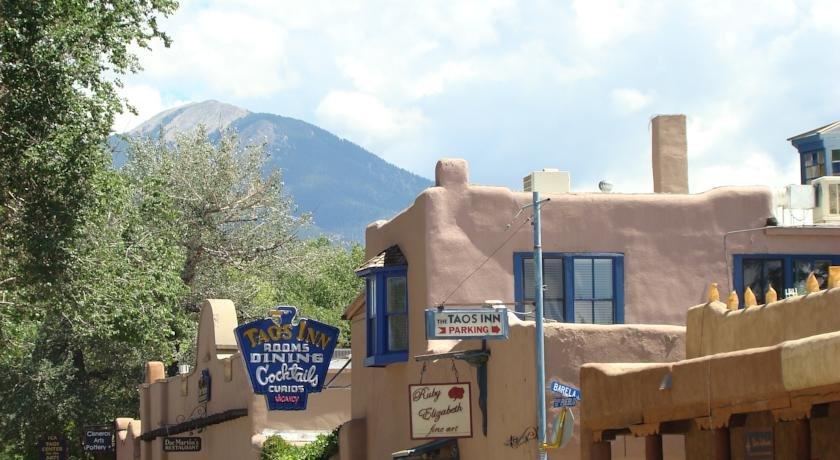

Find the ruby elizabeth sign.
[{"left": 409, "top": 383, "right": 472, "bottom": 440}]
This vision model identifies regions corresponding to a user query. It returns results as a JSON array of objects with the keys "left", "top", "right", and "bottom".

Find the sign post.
[
  {"left": 533, "top": 190, "right": 548, "bottom": 460},
  {"left": 235, "top": 306, "right": 339, "bottom": 410},
  {"left": 425, "top": 307, "right": 509, "bottom": 340}
]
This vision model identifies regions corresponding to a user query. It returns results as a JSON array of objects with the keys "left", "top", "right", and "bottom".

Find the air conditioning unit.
[
  {"left": 812, "top": 176, "right": 840, "bottom": 224},
  {"left": 523, "top": 169, "right": 570, "bottom": 194}
]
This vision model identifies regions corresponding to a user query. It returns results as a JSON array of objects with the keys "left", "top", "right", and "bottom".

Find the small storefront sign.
[
  {"left": 409, "top": 383, "right": 472, "bottom": 440},
  {"left": 82, "top": 425, "right": 113, "bottom": 453},
  {"left": 198, "top": 369, "right": 211, "bottom": 403},
  {"left": 425, "top": 307, "right": 509, "bottom": 340},
  {"left": 235, "top": 306, "right": 339, "bottom": 410},
  {"left": 745, "top": 428, "right": 773, "bottom": 459},
  {"left": 163, "top": 437, "right": 202, "bottom": 452},
  {"left": 38, "top": 435, "right": 67, "bottom": 460}
]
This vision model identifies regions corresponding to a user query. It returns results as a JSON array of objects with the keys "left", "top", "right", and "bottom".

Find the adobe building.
[
  {"left": 580, "top": 277, "right": 840, "bottom": 460},
  {"left": 339, "top": 116, "right": 840, "bottom": 459},
  {"left": 116, "top": 299, "right": 351, "bottom": 460}
]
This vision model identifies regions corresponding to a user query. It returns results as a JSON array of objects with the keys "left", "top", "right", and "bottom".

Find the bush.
[{"left": 261, "top": 428, "right": 339, "bottom": 460}]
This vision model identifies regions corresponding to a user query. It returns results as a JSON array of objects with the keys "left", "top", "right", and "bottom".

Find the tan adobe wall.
[{"left": 686, "top": 288, "right": 840, "bottom": 359}]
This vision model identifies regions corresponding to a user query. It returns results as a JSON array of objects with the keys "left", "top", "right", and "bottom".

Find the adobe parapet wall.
[{"left": 687, "top": 288, "right": 840, "bottom": 359}]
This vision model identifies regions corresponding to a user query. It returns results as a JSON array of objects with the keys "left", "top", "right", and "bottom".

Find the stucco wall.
[
  {"left": 350, "top": 311, "right": 685, "bottom": 460},
  {"left": 349, "top": 158, "right": 840, "bottom": 459}
]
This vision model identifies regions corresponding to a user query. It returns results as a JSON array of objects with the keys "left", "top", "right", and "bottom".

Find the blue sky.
[{"left": 114, "top": 0, "right": 840, "bottom": 192}]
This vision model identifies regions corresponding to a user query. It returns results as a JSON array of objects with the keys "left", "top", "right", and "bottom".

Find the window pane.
[
  {"left": 764, "top": 260, "right": 783, "bottom": 303},
  {"left": 387, "top": 276, "right": 407, "bottom": 313},
  {"left": 574, "top": 300, "right": 593, "bottom": 323},
  {"left": 544, "top": 300, "right": 564, "bottom": 322},
  {"left": 794, "top": 260, "right": 812, "bottom": 295},
  {"left": 593, "top": 259, "right": 613, "bottom": 298},
  {"left": 368, "top": 278, "right": 376, "bottom": 318},
  {"left": 593, "top": 301, "right": 614, "bottom": 324},
  {"left": 522, "top": 258, "right": 535, "bottom": 301},
  {"left": 743, "top": 259, "right": 762, "bottom": 299},
  {"left": 368, "top": 318, "right": 376, "bottom": 356},
  {"left": 833, "top": 150, "right": 840, "bottom": 162},
  {"left": 574, "top": 259, "right": 593, "bottom": 299},
  {"left": 388, "top": 315, "right": 408, "bottom": 351},
  {"left": 831, "top": 184, "right": 840, "bottom": 214},
  {"left": 815, "top": 260, "right": 830, "bottom": 289},
  {"left": 544, "top": 258, "right": 564, "bottom": 300}
]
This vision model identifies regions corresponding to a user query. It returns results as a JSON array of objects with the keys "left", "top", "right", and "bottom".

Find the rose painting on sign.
[{"left": 409, "top": 383, "right": 472, "bottom": 440}]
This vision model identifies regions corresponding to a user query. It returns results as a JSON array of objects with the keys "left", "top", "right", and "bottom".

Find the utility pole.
[{"left": 533, "top": 191, "right": 548, "bottom": 460}]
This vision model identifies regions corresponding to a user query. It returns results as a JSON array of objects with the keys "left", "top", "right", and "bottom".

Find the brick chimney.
[{"left": 651, "top": 115, "right": 688, "bottom": 193}]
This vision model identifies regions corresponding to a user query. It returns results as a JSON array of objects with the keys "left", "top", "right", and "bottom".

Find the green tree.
[
  {"left": 0, "top": 170, "right": 191, "bottom": 457},
  {"left": 122, "top": 129, "right": 310, "bottom": 314},
  {"left": 0, "top": 0, "right": 177, "bottom": 281}
]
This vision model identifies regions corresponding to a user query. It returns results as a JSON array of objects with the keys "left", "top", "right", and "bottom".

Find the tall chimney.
[{"left": 651, "top": 114, "right": 688, "bottom": 193}]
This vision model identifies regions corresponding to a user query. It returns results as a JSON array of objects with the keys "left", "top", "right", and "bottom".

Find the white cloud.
[
  {"left": 112, "top": 85, "right": 189, "bottom": 133},
  {"left": 611, "top": 88, "right": 652, "bottom": 113},
  {"left": 690, "top": 151, "right": 801, "bottom": 193},
  {"left": 571, "top": 0, "right": 665, "bottom": 48},
  {"left": 315, "top": 90, "right": 426, "bottom": 147},
  {"left": 138, "top": 9, "right": 297, "bottom": 97}
]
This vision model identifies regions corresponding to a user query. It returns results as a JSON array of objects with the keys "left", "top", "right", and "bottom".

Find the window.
[
  {"left": 741, "top": 258, "right": 783, "bottom": 304},
  {"left": 829, "top": 183, "right": 840, "bottom": 215},
  {"left": 803, "top": 150, "right": 826, "bottom": 183},
  {"left": 833, "top": 150, "right": 840, "bottom": 175},
  {"left": 362, "top": 268, "right": 408, "bottom": 366},
  {"left": 734, "top": 254, "right": 840, "bottom": 306},
  {"left": 514, "top": 253, "right": 624, "bottom": 324}
]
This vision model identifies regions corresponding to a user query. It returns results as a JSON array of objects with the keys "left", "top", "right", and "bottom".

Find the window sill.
[{"left": 364, "top": 351, "right": 408, "bottom": 367}]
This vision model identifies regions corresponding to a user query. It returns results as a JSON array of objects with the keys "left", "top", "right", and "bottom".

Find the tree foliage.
[{"left": 0, "top": 0, "right": 177, "bottom": 281}]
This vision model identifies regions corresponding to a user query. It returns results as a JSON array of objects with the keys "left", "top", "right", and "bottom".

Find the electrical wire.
[{"left": 436, "top": 213, "right": 534, "bottom": 306}]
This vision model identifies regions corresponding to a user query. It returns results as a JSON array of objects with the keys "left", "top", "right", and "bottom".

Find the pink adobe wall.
[{"left": 348, "top": 158, "right": 840, "bottom": 459}]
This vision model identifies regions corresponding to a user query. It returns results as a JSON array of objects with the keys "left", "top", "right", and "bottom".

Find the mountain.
[{"left": 118, "top": 100, "right": 432, "bottom": 242}]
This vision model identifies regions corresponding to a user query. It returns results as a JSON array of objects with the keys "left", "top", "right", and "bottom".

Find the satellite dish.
[{"left": 598, "top": 180, "right": 613, "bottom": 193}]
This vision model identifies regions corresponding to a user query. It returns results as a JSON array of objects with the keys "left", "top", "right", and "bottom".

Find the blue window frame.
[
  {"left": 733, "top": 254, "right": 840, "bottom": 306},
  {"left": 359, "top": 266, "right": 408, "bottom": 367},
  {"left": 513, "top": 253, "right": 624, "bottom": 324}
]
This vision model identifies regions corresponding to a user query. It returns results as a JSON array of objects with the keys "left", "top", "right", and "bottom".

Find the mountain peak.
[{"left": 129, "top": 100, "right": 249, "bottom": 141}]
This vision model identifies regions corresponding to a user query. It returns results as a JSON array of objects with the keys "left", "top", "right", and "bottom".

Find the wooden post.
[
  {"left": 793, "top": 419, "right": 810, "bottom": 460},
  {"left": 645, "top": 434, "right": 663, "bottom": 460},
  {"left": 591, "top": 440, "right": 611, "bottom": 460},
  {"left": 713, "top": 428, "right": 730, "bottom": 460}
]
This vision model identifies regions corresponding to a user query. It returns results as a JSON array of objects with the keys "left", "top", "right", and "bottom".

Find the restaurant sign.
[
  {"left": 425, "top": 307, "right": 509, "bottom": 340},
  {"left": 83, "top": 425, "right": 113, "bottom": 453},
  {"left": 163, "top": 437, "right": 202, "bottom": 452},
  {"left": 745, "top": 428, "right": 773, "bottom": 459},
  {"left": 235, "top": 306, "right": 339, "bottom": 410},
  {"left": 409, "top": 383, "right": 472, "bottom": 439}
]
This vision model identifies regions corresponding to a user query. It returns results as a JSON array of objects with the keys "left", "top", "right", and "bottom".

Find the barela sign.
[
  {"left": 235, "top": 306, "right": 339, "bottom": 410},
  {"left": 425, "top": 307, "right": 509, "bottom": 340}
]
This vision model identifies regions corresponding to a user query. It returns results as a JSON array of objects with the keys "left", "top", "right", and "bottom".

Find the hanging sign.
[
  {"left": 425, "top": 307, "right": 509, "bottom": 340},
  {"left": 38, "top": 435, "right": 68, "bottom": 460},
  {"left": 82, "top": 425, "right": 114, "bottom": 453},
  {"left": 409, "top": 383, "right": 473, "bottom": 439},
  {"left": 163, "top": 437, "right": 202, "bottom": 452},
  {"left": 235, "top": 306, "right": 339, "bottom": 411}
]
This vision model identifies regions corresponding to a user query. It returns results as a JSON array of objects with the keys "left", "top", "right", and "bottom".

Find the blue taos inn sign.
[{"left": 235, "top": 306, "right": 339, "bottom": 410}]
